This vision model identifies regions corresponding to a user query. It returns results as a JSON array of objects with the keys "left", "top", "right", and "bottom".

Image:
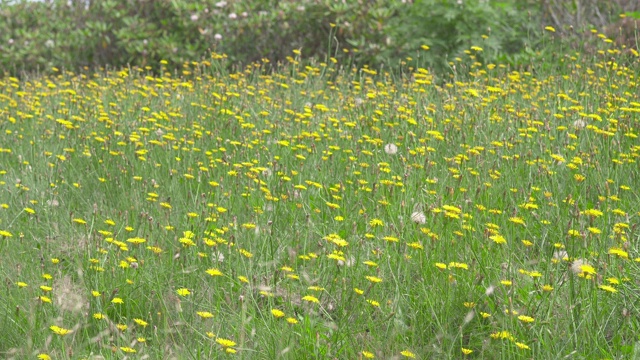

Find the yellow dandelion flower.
[
  {"left": 302, "top": 295, "right": 319, "bottom": 304},
  {"left": 400, "top": 350, "right": 416, "bottom": 358},
  {"left": 111, "top": 297, "right": 124, "bottom": 304},
  {"left": 134, "top": 318, "right": 148, "bottom": 327},
  {"left": 216, "top": 338, "right": 237, "bottom": 348},
  {"left": 286, "top": 317, "right": 299, "bottom": 324},
  {"left": 362, "top": 350, "right": 375, "bottom": 358},
  {"left": 598, "top": 285, "right": 617, "bottom": 293},
  {"left": 490, "top": 234, "right": 506, "bottom": 244},
  {"left": 197, "top": 311, "right": 214, "bottom": 318},
  {"left": 0, "top": 230, "right": 14, "bottom": 237},
  {"left": 206, "top": 268, "right": 223, "bottom": 276},
  {"left": 518, "top": 315, "right": 535, "bottom": 323},
  {"left": 271, "top": 309, "right": 285, "bottom": 318},
  {"left": 50, "top": 325, "right": 72, "bottom": 335},
  {"left": 120, "top": 347, "right": 136, "bottom": 353},
  {"left": 462, "top": 347, "right": 473, "bottom": 355},
  {"left": 176, "top": 288, "right": 191, "bottom": 296}
]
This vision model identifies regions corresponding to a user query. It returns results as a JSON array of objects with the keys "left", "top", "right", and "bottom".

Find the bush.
[{"left": 0, "top": 0, "right": 633, "bottom": 77}]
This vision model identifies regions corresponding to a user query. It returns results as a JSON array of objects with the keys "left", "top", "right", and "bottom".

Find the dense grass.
[{"left": 1, "top": 30, "right": 639, "bottom": 359}]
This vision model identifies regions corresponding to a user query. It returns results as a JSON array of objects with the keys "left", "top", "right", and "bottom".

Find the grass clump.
[{"left": 1, "top": 29, "right": 639, "bottom": 359}]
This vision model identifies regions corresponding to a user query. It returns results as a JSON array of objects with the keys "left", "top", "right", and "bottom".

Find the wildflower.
[
  {"left": 206, "top": 268, "right": 223, "bottom": 276},
  {"left": 286, "top": 317, "right": 298, "bottom": 324},
  {"left": 134, "top": 318, "right": 148, "bottom": 327},
  {"left": 111, "top": 297, "right": 124, "bottom": 304},
  {"left": 197, "top": 311, "right": 214, "bottom": 318},
  {"left": 598, "top": 285, "right": 617, "bottom": 293},
  {"left": 608, "top": 248, "right": 628, "bottom": 259},
  {"left": 518, "top": 315, "right": 535, "bottom": 323},
  {"left": 177, "top": 288, "right": 191, "bottom": 296},
  {"left": 50, "top": 325, "right": 72, "bottom": 335},
  {"left": 302, "top": 295, "right": 319, "bottom": 304},
  {"left": 367, "top": 299, "right": 380, "bottom": 307},
  {"left": 362, "top": 350, "right": 375, "bottom": 358},
  {"left": 37, "top": 354, "right": 52, "bottom": 360},
  {"left": 567, "top": 229, "right": 581, "bottom": 237},
  {"left": 120, "top": 347, "right": 136, "bottom": 353},
  {"left": 571, "top": 259, "right": 596, "bottom": 277},
  {"left": 462, "top": 348, "right": 473, "bottom": 355},
  {"left": 271, "top": 309, "right": 285, "bottom": 318},
  {"left": 216, "top": 338, "right": 237, "bottom": 348},
  {"left": 545, "top": 26, "right": 556, "bottom": 32},
  {"left": 515, "top": 342, "right": 530, "bottom": 350},
  {"left": 400, "top": 350, "right": 416, "bottom": 358},
  {"left": 0, "top": 230, "right": 13, "bottom": 237}
]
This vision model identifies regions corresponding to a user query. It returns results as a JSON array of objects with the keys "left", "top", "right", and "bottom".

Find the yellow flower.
[
  {"left": 400, "top": 350, "right": 416, "bottom": 358},
  {"left": 176, "top": 288, "right": 191, "bottom": 296},
  {"left": 271, "top": 309, "right": 285, "bottom": 318},
  {"left": 50, "top": 325, "right": 72, "bottom": 335},
  {"left": 545, "top": 26, "right": 556, "bottom": 32},
  {"left": 286, "top": 317, "right": 298, "bottom": 324},
  {"left": 198, "top": 311, "right": 214, "bottom": 318},
  {"left": 111, "top": 297, "right": 124, "bottom": 304},
  {"left": 206, "top": 268, "right": 223, "bottom": 276},
  {"left": 462, "top": 348, "right": 473, "bottom": 355},
  {"left": 216, "top": 338, "right": 237, "bottom": 348},
  {"left": 0, "top": 230, "right": 13, "bottom": 237},
  {"left": 518, "top": 315, "right": 535, "bottom": 323},
  {"left": 120, "top": 347, "right": 136, "bottom": 353},
  {"left": 134, "top": 318, "right": 148, "bottom": 327},
  {"left": 362, "top": 350, "right": 375, "bottom": 358},
  {"left": 598, "top": 285, "right": 617, "bottom": 293},
  {"left": 302, "top": 295, "right": 319, "bottom": 304}
]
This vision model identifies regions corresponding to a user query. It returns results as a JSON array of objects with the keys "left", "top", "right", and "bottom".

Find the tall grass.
[{"left": 0, "top": 28, "right": 639, "bottom": 359}]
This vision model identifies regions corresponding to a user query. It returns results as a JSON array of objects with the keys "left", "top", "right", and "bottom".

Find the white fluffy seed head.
[
  {"left": 384, "top": 143, "right": 398, "bottom": 155},
  {"left": 410, "top": 211, "right": 426, "bottom": 224}
]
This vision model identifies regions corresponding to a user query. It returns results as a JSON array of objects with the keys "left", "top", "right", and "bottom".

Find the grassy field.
[{"left": 1, "top": 33, "right": 639, "bottom": 359}]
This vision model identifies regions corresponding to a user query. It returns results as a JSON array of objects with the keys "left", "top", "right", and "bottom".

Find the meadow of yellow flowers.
[{"left": 0, "top": 30, "right": 639, "bottom": 359}]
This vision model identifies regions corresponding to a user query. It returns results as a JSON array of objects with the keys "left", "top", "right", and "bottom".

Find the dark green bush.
[{"left": 0, "top": 0, "right": 633, "bottom": 77}]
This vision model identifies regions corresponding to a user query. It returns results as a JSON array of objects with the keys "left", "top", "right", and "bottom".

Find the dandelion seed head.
[
  {"left": 410, "top": 211, "right": 426, "bottom": 224},
  {"left": 384, "top": 143, "right": 398, "bottom": 155}
]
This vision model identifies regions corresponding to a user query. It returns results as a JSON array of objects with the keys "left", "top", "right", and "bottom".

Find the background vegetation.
[{"left": 1, "top": 0, "right": 638, "bottom": 77}]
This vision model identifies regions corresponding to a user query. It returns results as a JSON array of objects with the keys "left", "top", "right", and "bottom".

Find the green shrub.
[{"left": 0, "top": 0, "right": 631, "bottom": 77}]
